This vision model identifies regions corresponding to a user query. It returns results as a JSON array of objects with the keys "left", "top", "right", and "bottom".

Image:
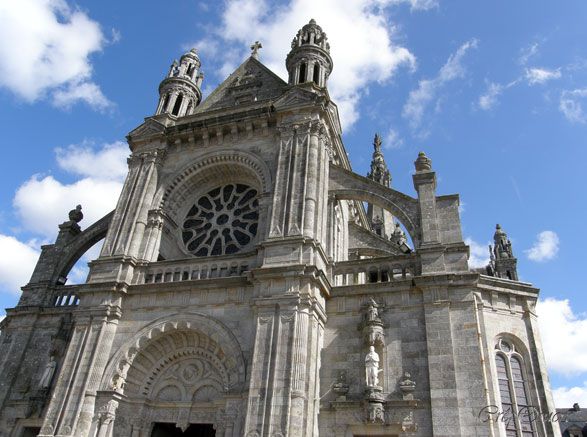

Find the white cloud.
[
  {"left": 537, "top": 298, "right": 587, "bottom": 376},
  {"left": 552, "top": 382, "right": 587, "bottom": 408},
  {"left": 465, "top": 237, "right": 490, "bottom": 269},
  {"left": 560, "top": 88, "right": 587, "bottom": 124},
  {"left": 525, "top": 67, "right": 561, "bottom": 85},
  {"left": 13, "top": 142, "right": 127, "bottom": 239},
  {"left": 0, "top": 0, "right": 111, "bottom": 110},
  {"left": 478, "top": 79, "right": 520, "bottom": 111},
  {"left": 14, "top": 176, "right": 123, "bottom": 239},
  {"left": 55, "top": 141, "right": 128, "bottom": 181},
  {"left": 388, "top": 0, "right": 438, "bottom": 10},
  {"left": 478, "top": 82, "right": 504, "bottom": 111},
  {"left": 52, "top": 80, "right": 113, "bottom": 110},
  {"left": 403, "top": 39, "right": 477, "bottom": 131},
  {"left": 518, "top": 42, "right": 539, "bottom": 66},
  {"left": 194, "top": 0, "right": 417, "bottom": 128},
  {"left": 384, "top": 128, "right": 404, "bottom": 149},
  {"left": 0, "top": 235, "right": 40, "bottom": 294},
  {"left": 525, "top": 230, "right": 559, "bottom": 262}
]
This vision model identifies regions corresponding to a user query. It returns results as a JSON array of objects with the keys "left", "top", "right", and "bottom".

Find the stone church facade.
[{"left": 0, "top": 20, "right": 560, "bottom": 437}]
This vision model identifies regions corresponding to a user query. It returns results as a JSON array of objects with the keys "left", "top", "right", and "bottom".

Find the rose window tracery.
[{"left": 182, "top": 184, "right": 259, "bottom": 256}]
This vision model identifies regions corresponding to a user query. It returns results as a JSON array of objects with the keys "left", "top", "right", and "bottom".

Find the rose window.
[{"left": 182, "top": 184, "right": 259, "bottom": 257}]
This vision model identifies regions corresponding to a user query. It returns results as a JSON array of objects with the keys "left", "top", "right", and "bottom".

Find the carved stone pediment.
[
  {"left": 273, "top": 87, "right": 321, "bottom": 110},
  {"left": 127, "top": 118, "right": 167, "bottom": 142}
]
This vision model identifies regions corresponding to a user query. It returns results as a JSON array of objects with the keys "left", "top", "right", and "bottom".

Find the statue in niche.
[
  {"left": 39, "top": 354, "right": 57, "bottom": 389},
  {"left": 365, "top": 346, "right": 382, "bottom": 387}
]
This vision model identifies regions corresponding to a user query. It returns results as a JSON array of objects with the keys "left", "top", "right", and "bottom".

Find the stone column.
[
  {"left": 302, "top": 124, "right": 320, "bottom": 237},
  {"left": 244, "top": 289, "right": 325, "bottom": 437},
  {"left": 91, "top": 150, "right": 164, "bottom": 284},
  {"left": 39, "top": 307, "right": 120, "bottom": 437}
]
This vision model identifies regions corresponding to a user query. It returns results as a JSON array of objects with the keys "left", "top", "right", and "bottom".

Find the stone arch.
[
  {"left": 52, "top": 210, "right": 114, "bottom": 284},
  {"left": 329, "top": 164, "right": 421, "bottom": 247},
  {"left": 101, "top": 313, "right": 246, "bottom": 397},
  {"left": 158, "top": 149, "right": 272, "bottom": 216}
]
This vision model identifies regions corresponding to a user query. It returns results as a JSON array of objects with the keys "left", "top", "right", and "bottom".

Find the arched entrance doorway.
[
  {"left": 151, "top": 422, "right": 215, "bottom": 437},
  {"left": 97, "top": 315, "right": 247, "bottom": 437}
]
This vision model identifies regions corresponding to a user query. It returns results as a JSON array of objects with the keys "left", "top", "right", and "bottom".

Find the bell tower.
[
  {"left": 286, "top": 19, "right": 333, "bottom": 87},
  {"left": 156, "top": 48, "right": 204, "bottom": 117}
]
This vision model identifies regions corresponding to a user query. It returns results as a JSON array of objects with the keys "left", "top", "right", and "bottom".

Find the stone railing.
[
  {"left": 52, "top": 285, "right": 80, "bottom": 307},
  {"left": 142, "top": 252, "right": 257, "bottom": 284},
  {"left": 332, "top": 254, "right": 418, "bottom": 286}
]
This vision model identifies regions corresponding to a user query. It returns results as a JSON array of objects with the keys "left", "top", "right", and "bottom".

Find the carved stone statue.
[
  {"left": 365, "top": 346, "right": 381, "bottom": 387},
  {"left": 39, "top": 355, "right": 57, "bottom": 389},
  {"left": 366, "top": 298, "right": 380, "bottom": 323}
]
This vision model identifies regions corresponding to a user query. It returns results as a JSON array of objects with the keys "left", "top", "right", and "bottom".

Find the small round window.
[{"left": 182, "top": 184, "right": 259, "bottom": 257}]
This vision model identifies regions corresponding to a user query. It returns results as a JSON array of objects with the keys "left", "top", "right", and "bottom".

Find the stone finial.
[
  {"left": 573, "top": 403, "right": 580, "bottom": 411},
  {"left": 367, "top": 133, "right": 391, "bottom": 187},
  {"left": 250, "top": 41, "right": 263, "bottom": 59},
  {"left": 373, "top": 133, "right": 382, "bottom": 152},
  {"left": 414, "top": 151, "right": 432, "bottom": 172},
  {"left": 68, "top": 205, "right": 83, "bottom": 223}
]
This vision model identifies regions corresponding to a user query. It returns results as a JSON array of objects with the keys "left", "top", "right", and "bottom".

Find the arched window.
[
  {"left": 172, "top": 94, "right": 183, "bottom": 116},
  {"left": 162, "top": 94, "right": 170, "bottom": 113},
  {"left": 495, "top": 339, "right": 536, "bottom": 437},
  {"left": 298, "top": 63, "right": 306, "bottom": 83},
  {"left": 313, "top": 64, "right": 320, "bottom": 85}
]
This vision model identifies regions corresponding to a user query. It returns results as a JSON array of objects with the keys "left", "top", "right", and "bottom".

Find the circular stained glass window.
[{"left": 182, "top": 184, "right": 259, "bottom": 257}]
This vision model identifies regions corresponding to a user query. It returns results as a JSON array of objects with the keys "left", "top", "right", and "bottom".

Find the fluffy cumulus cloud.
[
  {"left": 384, "top": 128, "right": 404, "bottom": 149},
  {"left": 14, "top": 141, "right": 127, "bottom": 239},
  {"left": 537, "top": 298, "right": 587, "bottom": 376},
  {"left": 0, "top": 0, "right": 112, "bottom": 110},
  {"left": 0, "top": 235, "right": 40, "bottom": 294},
  {"left": 56, "top": 141, "right": 128, "bottom": 181},
  {"left": 525, "top": 230, "right": 559, "bottom": 262},
  {"left": 193, "top": 0, "right": 417, "bottom": 128},
  {"left": 560, "top": 88, "right": 587, "bottom": 124},
  {"left": 552, "top": 382, "right": 587, "bottom": 408},
  {"left": 525, "top": 67, "right": 561, "bottom": 85},
  {"left": 403, "top": 39, "right": 478, "bottom": 132},
  {"left": 465, "top": 237, "right": 490, "bottom": 269}
]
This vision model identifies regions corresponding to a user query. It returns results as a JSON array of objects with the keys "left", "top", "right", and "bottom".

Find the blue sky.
[{"left": 1, "top": 0, "right": 586, "bottom": 408}]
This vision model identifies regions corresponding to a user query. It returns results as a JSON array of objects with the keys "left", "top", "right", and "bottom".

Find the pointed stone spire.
[
  {"left": 366, "top": 134, "right": 394, "bottom": 238},
  {"left": 488, "top": 224, "right": 518, "bottom": 280},
  {"left": 367, "top": 133, "right": 391, "bottom": 187}
]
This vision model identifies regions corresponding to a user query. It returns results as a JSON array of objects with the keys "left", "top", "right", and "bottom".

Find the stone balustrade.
[
  {"left": 332, "top": 254, "right": 417, "bottom": 286},
  {"left": 142, "top": 252, "right": 257, "bottom": 284}
]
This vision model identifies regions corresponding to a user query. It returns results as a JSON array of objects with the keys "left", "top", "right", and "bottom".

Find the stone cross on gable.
[{"left": 250, "top": 41, "right": 263, "bottom": 59}]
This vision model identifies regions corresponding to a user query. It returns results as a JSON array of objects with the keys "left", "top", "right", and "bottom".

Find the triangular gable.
[
  {"left": 196, "top": 57, "right": 288, "bottom": 112},
  {"left": 272, "top": 86, "right": 322, "bottom": 110},
  {"left": 127, "top": 117, "right": 167, "bottom": 140}
]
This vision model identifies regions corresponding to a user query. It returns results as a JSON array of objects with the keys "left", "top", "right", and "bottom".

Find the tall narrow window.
[
  {"left": 299, "top": 63, "right": 306, "bottom": 83},
  {"left": 313, "top": 65, "right": 320, "bottom": 85},
  {"left": 495, "top": 339, "right": 536, "bottom": 437},
  {"left": 172, "top": 94, "right": 183, "bottom": 116},
  {"left": 162, "top": 94, "right": 170, "bottom": 113}
]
